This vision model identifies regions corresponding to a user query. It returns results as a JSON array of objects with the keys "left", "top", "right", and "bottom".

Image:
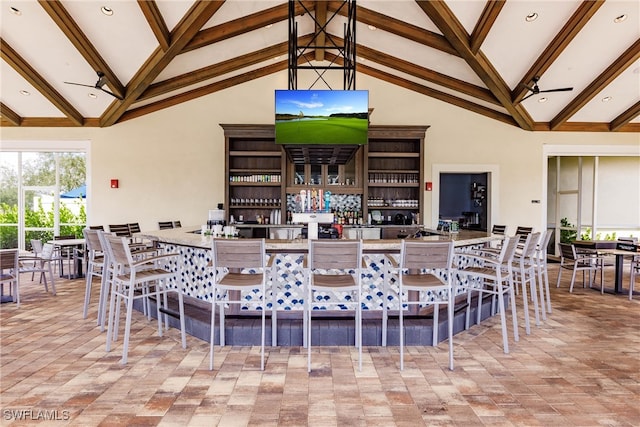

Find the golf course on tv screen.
[{"left": 275, "top": 90, "right": 368, "bottom": 145}]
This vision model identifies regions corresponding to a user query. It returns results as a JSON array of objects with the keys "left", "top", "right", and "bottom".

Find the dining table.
[
  {"left": 573, "top": 240, "right": 639, "bottom": 294},
  {"left": 47, "top": 238, "right": 86, "bottom": 279}
]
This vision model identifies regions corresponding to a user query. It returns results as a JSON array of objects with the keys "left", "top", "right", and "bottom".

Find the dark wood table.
[{"left": 573, "top": 240, "right": 638, "bottom": 294}]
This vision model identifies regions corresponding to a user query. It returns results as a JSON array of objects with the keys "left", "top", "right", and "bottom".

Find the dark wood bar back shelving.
[{"left": 221, "top": 124, "right": 428, "bottom": 226}]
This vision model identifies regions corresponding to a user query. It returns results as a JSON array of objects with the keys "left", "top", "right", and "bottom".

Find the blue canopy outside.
[{"left": 60, "top": 184, "right": 86, "bottom": 199}]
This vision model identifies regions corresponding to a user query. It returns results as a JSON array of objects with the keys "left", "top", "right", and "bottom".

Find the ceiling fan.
[
  {"left": 64, "top": 71, "right": 123, "bottom": 100},
  {"left": 520, "top": 76, "right": 573, "bottom": 102}
]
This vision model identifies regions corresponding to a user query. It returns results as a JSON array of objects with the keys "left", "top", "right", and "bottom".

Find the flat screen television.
[{"left": 275, "top": 90, "right": 369, "bottom": 145}]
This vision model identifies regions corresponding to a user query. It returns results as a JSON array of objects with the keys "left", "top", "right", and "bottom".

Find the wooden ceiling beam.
[
  {"left": 1, "top": 103, "right": 21, "bottom": 126},
  {"left": 328, "top": 1, "right": 459, "bottom": 57},
  {"left": 38, "top": 0, "right": 125, "bottom": 100},
  {"left": 513, "top": 0, "right": 604, "bottom": 103},
  {"left": 416, "top": 0, "right": 533, "bottom": 131},
  {"left": 137, "top": 0, "right": 171, "bottom": 52},
  {"left": 182, "top": 1, "right": 314, "bottom": 54},
  {"left": 0, "top": 38, "right": 84, "bottom": 126},
  {"left": 357, "top": 62, "right": 517, "bottom": 128},
  {"left": 140, "top": 36, "right": 313, "bottom": 100},
  {"left": 550, "top": 38, "right": 640, "bottom": 130},
  {"left": 610, "top": 100, "right": 640, "bottom": 132},
  {"left": 354, "top": 43, "right": 498, "bottom": 105},
  {"left": 314, "top": 1, "right": 328, "bottom": 62},
  {"left": 470, "top": 0, "right": 505, "bottom": 54},
  {"left": 120, "top": 61, "right": 288, "bottom": 124},
  {"left": 100, "top": 1, "right": 224, "bottom": 127}
]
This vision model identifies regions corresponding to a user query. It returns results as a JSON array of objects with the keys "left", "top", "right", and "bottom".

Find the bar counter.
[{"left": 138, "top": 227, "right": 499, "bottom": 312}]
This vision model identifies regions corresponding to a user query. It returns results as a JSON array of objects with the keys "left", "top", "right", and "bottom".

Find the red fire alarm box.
[
  {"left": 110, "top": 179, "right": 119, "bottom": 189},
  {"left": 425, "top": 182, "right": 433, "bottom": 191}
]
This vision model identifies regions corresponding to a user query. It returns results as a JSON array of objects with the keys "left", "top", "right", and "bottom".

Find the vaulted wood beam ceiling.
[
  {"left": 513, "top": 0, "right": 604, "bottom": 104},
  {"left": 38, "top": 0, "right": 126, "bottom": 100},
  {"left": 137, "top": 0, "right": 171, "bottom": 52},
  {"left": 416, "top": 0, "right": 534, "bottom": 131},
  {"left": 0, "top": 103, "right": 21, "bottom": 126},
  {"left": 329, "top": 1, "right": 459, "bottom": 57},
  {"left": 1, "top": 38, "right": 84, "bottom": 126},
  {"left": 100, "top": 1, "right": 224, "bottom": 127},
  {"left": 182, "top": 1, "right": 314, "bottom": 54},
  {"left": 470, "top": 0, "right": 505, "bottom": 54},
  {"left": 550, "top": 38, "right": 640, "bottom": 130},
  {"left": 611, "top": 101, "right": 640, "bottom": 132}
]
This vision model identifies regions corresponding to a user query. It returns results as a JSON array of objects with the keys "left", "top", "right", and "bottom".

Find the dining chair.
[
  {"left": 306, "top": 239, "right": 363, "bottom": 372},
  {"left": 556, "top": 243, "right": 602, "bottom": 292},
  {"left": 209, "top": 238, "right": 270, "bottom": 370},
  {"left": 108, "top": 224, "right": 131, "bottom": 237},
  {"left": 173, "top": 221, "right": 182, "bottom": 228},
  {"left": 82, "top": 228, "right": 105, "bottom": 319},
  {"left": 630, "top": 255, "right": 639, "bottom": 301},
  {"left": 455, "top": 235, "right": 520, "bottom": 354},
  {"left": 491, "top": 224, "right": 507, "bottom": 235},
  {"left": 18, "top": 243, "right": 57, "bottom": 300},
  {"left": 397, "top": 240, "right": 456, "bottom": 370},
  {"left": 1, "top": 249, "right": 19, "bottom": 307},
  {"left": 104, "top": 234, "right": 186, "bottom": 365},
  {"left": 158, "top": 221, "right": 174, "bottom": 230}
]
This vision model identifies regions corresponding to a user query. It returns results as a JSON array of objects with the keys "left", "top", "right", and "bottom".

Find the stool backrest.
[
  {"left": 0, "top": 249, "right": 18, "bottom": 271},
  {"left": 213, "top": 238, "right": 265, "bottom": 270},
  {"left": 401, "top": 240, "right": 454, "bottom": 271}
]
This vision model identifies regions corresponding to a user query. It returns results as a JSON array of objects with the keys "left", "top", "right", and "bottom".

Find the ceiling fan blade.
[
  {"left": 100, "top": 87, "right": 124, "bottom": 100},
  {"left": 64, "top": 81, "right": 95, "bottom": 88},
  {"left": 520, "top": 92, "right": 535, "bottom": 102},
  {"left": 539, "top": 87, "right": 573, "bottom": 93}
]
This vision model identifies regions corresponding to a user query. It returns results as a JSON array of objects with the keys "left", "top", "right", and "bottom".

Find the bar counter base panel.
[{"left": 138, "top": 294, "right": 500, "bottom": 347}]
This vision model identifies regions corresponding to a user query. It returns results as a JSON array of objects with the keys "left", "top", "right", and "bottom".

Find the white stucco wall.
[{"left": 2, "top": 71, "right": 639, "bottom": 232}]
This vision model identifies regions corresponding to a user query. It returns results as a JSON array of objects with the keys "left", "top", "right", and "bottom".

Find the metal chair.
[
  {"left": 456, "top": 235, "right": 520, "bottom": 354},
  {"left": 18, "top": 243, "right": 57, "bottom": 301},
  {"left": 306, "top": 239, "right": 363, "bottom": 372},
  {"left": 104, "top": 234, "right": 186, "bottom": 365},
  {"left": 556, "top": 243, "right": 602, "bottom": 292},
  {"left": 397, "top": 240, "right": 456, "bottom": 370},
  {"left": 158, "top": 221, "right": 174, "bottom": 230},
  {"left": 209, "top": 238, "right": 270, "bottom": 370},
  {"left": 173, "top": 221, "right": 182, "bottom": 228}
]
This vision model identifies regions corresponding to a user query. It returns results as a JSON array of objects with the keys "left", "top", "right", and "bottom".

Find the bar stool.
[
  {"left": 209, "top": 238, "right": 270, "bottom": 370},
  {"left": 534, "top": 230, "right": 553, "bottom": 317},
  {"left": 158, "top": 221, "right": 174, "bottom": 230},
  {"left": 306, "top": 239, "right": 363, "bottom": 372},
  {"left": 397, "top": 240, "right": 456, "bottom": 370},
  {"left": 455, "top": 236, "right": 520, "bottom": 354},
  {"left": 104, "top": 234, "right": 186, "bottom": 365},
  {"left": 511, "top": 232, "right": 541, "bottom": 334},
  {"left": 82, "top": 228, "right": 105, "bottom": 319}
]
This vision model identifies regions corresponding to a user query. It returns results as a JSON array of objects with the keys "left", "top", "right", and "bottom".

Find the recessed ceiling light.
[
  {"left": 525, "top": 12, "right": 538, "bottom": 22},
  {"left": 614, "top": 14, "right": 627, "bottom": 23},
  {"left": 101, "top": 6, "right": 113, "bottom": 16},
  {"left": 19, "top": 90, "right": 30, "bottom": 96},
  {"left": 10, "top": 6, "right": 21, "bottom": 16},
  {"left": 368, "top": 25, "right": 377, "bottom": 31},
  {"left": 538, "top": 97, "right": 548, "bottom": 103},
  {"left": 602, "top": 96, "right": 613, "bottom": 102},
  {"left": 88, "top": 93, "right": 98, "bottom": 99}
]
